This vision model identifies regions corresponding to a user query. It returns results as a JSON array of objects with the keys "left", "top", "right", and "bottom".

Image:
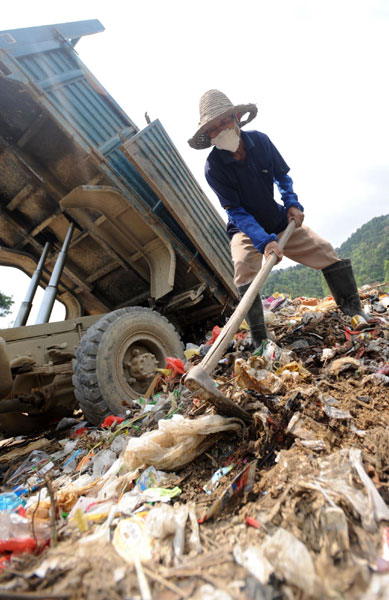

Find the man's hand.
[
  {"left": 287, "top": 206, "right": 304, "bottom": 227},
  {"left": 264, "top": 241, "right": 283, "bottom": 264}
]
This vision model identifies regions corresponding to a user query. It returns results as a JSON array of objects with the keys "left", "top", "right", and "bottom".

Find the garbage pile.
[{"left": 0, "top": 285, "right": 388, "bottom": 600}]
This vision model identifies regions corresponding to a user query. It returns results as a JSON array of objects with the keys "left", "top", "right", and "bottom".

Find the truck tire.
[{"left": 73, "top": 307, "right": 184, "bottom": 425}]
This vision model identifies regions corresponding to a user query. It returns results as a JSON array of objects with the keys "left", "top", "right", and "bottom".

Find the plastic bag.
[
  {"left": 188, "top": 502, "right": 201, "bottom": 555},
  {"left": 63, "top": 449, "right": 86, "bottom": 474},
  {"left": 165, "top": 357, "right": 185, "bottom": 374},
  {"left": 145, "top": 504, "right": 176, "bottom": 539},
  {"left": 142, "top": 486, "right": 181, "bottom": 503},
  {"left": 0, "top": 537, "right": 39, "bottom": 555},
  {"left": 321, "top": 347, "right": 336, "bottom": 363},
  {"left": 264, "top": 311, "right": 275, "bottom": 325},
  {"left": 135, "top": 465, "right": 165, "bottom": 491},
  {"left": 376, "top": 527, "right": 389, "bottom": 572},
  {"left": 261, "top": 527, "right": 318, "bottom": 596},
  {"left": 234, "top": 358, "right": 284, "bottom": 394},
  {"left": 287, "top": 412, "right": 317, "bottom": 441},
  {"left": 0, "top": 510, "right": 49, "bottom": 541},
  {"left": 302, "top": 311, "right": 324, "bottom": 324},
  {"left": 193, "top": 584, "right": 232, "bottom": 600},
  {"left": 313, "top": 448, "right": 389, "bottom": 532},
  {"left": 233, "top": 544, "right": 273, "bottom": 585},
  {"left": 263, "top": 294, "right": 288, "bottom": 311},
  {"left": 110, "top": 434, "right": 127, "bottom": 454},
  {"left": 320, "top": 506, "right": 349, "bottom": 557},
  {"left": 7, "top": 450, "right": 51, "bottom": 485},
  {"left": 328, "top": 356, "right": 361, "bottom": 376},
  {"left": 253, "top": 339, "right": 293, "bottom": 369},
  {"left": 92, "top": 450, "right": 117, "bottom": 477},
  {"left": 173, "top": 503, "right": 189, "bottom": 560},
  {"left": 205, "top": 326, "right": 221, "bottom": 346},
  {"left": 101, "top": 415, "right": 124, "bottom": 428},
  {"left": 113, "top": 513, "right": 152, "bottom": 564},
  {"left": 123, "top": 415, "right": 242, "bottom": 471},
  {"left": 349, "top": 448, "right": 389, "bottom": 524},
  {"left": 0, "top": 493, "right": 25, "bottom": 512}
]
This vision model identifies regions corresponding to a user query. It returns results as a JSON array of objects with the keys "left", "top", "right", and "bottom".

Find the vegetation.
[
  {"left": 0, "top": 291, "right": 13, "bottom": 317},
  {"left": 262, "top": 215, "right": 389, "bottom": 298}
]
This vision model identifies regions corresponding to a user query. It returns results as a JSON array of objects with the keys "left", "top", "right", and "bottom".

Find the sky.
[{"left": 0, "top": 0, "right": 388, "bottom": 327}]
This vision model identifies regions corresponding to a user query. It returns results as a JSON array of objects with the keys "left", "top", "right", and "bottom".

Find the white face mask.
[{"left": 211, "top": 126, "right": 240, "bottom": 152}]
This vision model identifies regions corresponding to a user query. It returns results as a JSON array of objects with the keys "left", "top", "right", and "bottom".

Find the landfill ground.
[{"left": 0, "top": 286, "right": 388, "bottom": 600}]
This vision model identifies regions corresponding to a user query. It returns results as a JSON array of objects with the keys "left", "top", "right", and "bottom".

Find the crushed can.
[{"left": 351, "top": 314, "right": 369, "bottom": 330}]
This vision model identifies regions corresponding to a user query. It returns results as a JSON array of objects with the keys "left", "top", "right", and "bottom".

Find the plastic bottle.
[{"left": 92, "top": 449, "right": 117, "bottom": 477}]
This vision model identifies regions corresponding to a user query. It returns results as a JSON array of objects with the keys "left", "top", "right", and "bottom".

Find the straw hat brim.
[{"left": 188, "top": 103, "right": 257, "bottom": 150}]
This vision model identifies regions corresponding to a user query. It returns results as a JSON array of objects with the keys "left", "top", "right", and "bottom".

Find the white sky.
[{"left": 1, "top": 0, "right": 388, "bottom": 328}]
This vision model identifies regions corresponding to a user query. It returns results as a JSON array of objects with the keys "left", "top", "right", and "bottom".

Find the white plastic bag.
[
  {"left": 124, "top": 415, "right": 242, "bottom": 471},
  {"left": 261, "top": 528, "right": 318, "bottom": 596},
  {"left": 233, "top": 544, "right": 273, "bottom": 584},
  {"left": 145, "top": 504, "right": 176, "bottom": 539}
]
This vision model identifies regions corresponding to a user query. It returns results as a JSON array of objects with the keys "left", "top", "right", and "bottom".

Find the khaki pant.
[{"left": 230, "top": 224, "right": 339, "bottom": 287}]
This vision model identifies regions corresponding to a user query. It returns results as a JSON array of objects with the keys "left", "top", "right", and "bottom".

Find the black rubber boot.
[
  {"left": 322, "top": 259, "right": 367, "bottom": 318},
  {"left": 237, "top": 284, "right": 268, "bottom": 348}
]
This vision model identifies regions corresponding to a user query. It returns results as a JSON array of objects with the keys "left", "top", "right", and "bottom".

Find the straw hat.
[{"left": 188, "top": 89, "right": 257, "bottom": 150}]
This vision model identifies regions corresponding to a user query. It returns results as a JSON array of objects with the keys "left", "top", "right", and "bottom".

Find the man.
[{"left": 188, "top": 89, "right": 366, "bottom": 347}]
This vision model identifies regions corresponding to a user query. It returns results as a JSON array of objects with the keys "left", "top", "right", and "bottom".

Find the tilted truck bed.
[{"left": 0, "top": 19, "right": 235, "bottom": 330}]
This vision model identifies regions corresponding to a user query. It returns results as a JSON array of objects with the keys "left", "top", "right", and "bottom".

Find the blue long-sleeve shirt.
[{"left": 205, "top": 130, "right": 304, "bottom": 254}]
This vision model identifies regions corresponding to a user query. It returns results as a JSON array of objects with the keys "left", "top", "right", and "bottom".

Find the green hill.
[{"left": 261, "top": 215, "right": 389, "bottom": 298}]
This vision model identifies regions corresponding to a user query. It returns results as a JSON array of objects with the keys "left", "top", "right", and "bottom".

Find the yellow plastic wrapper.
[
  {"left": 26, "top": 478, "right": 101, "bottom": 521},
  {"left": 276, "top": 361, "right": 312, "bottom": 382},
  {"left": 113, "top": 513, "right": 152, "bottom": 564},
  {"left": 239, "top": 319, "right": 249, "bottom": 330},
  {"left": 300, "top": 296, "right": 337, "bottom": 313},
  {"left": 157, "top": 368, "right": 173, "bottom": 377},
  {"left": 184, "top": 348, "right": 200, "bottom": 360},
  {"left": 71, "top": 507, "right": 89, "bottom": 533}
]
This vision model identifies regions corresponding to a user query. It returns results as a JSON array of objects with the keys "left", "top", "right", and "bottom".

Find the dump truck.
[{"left": 0, "top": 19, "right": 236, "bottom": 435}]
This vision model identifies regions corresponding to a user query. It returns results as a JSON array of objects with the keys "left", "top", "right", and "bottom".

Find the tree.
[
  {"left": 384, "top": 259, "right": 389, "bottom": 285},
  {"left": 0, "top": 291, "right": 13, "bottom": 318},
  {"left": 262, "top": 214, "right": 389, "bottom": 297}
]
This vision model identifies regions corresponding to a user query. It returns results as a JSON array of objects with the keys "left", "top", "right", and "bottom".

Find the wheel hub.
[{"left": 127, "top": 347, "right": 159, "bottom": 381}]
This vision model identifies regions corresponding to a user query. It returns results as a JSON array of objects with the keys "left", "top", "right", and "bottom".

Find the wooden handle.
[{"left": 200, "top": 220, "right": 296, "bottom": 374}]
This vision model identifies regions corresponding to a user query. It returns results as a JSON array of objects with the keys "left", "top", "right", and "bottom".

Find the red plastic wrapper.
[
  {"left": 0, "top": 537, "right": 38, "bottom": 555},
  {"left": 101, "top": 415, "right": 124, "bottom": 428},
  {"left": 199, "top": 460, "right": 257, "bottom": 523},
  {"left": 165, "top": 357, "right": 185, "bottom": 375},
  {"left": 234, "top": 331, "right": 248, "bottom": 341},
  {"left": 246, "top": 516, "right": 262, "bottom": 529},
  {"left": 206, "top": 325, "right": 221, "bottom": 346},
  {"left": 72, "top": 427, "right": 88, "bottom": 438}
]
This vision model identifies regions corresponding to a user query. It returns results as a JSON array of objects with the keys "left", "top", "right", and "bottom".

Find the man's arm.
[
  {"left": 273, "top": 173, "right": 304, "bottom": 212},
  {"left": 226, "top": 207, "right": 278, "bottom": 254},
  {"left": 274, "top": 173, "right": 304, "bottom": 227}
]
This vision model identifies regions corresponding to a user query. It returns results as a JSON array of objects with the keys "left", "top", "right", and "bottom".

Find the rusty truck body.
[{"left": 0, "top": 19, "right": 235, "bottom": 434}]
